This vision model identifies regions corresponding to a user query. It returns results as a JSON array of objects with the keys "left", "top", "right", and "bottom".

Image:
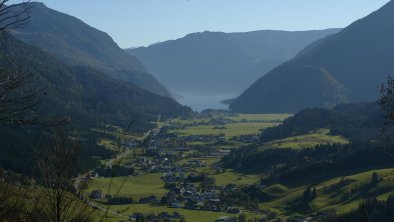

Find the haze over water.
[{"left": 176, "top": 93, "right": 234, "bottom": 112}]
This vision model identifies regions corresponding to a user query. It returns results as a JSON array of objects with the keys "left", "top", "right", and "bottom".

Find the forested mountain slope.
[
  {"left": 231, "top": 1, "right": 394, "bottom": 113},
  {"left": 11, "top": 2, "right": 170, "bottom": 97}
]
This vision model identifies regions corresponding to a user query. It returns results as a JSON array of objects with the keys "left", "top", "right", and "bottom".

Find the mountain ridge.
[
  {"left": 127, "top": 28, "right": 341, "bottom": 97},
  {"left": 231, "top": 1, "right": 394, "bottom": 113},
  {"left": 11, "top": 2, "right": 171, "bottom": 97}
]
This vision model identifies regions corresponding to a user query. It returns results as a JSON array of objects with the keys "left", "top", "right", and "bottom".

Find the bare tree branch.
[
  {"left": 35, "top": 131, "right": 94, "bottom": 222},
  {"left": 0, "top": 0, "right": 32, "bottom": 32}
]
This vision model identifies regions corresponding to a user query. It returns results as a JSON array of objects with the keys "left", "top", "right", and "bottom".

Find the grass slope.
[
  {"left": 87, "top": 174, "right": 166, "bottom": 200},
  {"left": 264, "top": 129, "right": 349, "bottom": 149},
  {"left": 260, "top": 168, "right": 394, "bottom": 217}
]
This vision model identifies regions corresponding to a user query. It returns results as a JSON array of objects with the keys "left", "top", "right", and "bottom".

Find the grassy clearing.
[
  {"left": 164, "top": 114, "right": 290, "bottom": 138},
  {"left": 211, "top": 170, "right": 260, "bottom": 186},
  {"left": 98, "top": 138, "right": 120, "bottom": 152},
  {"left": 264, "top": 129, "right": 349, "bottom": 149},
  {"left": 171, "top": 122, "right": 279, "bottom": 138},
  {"left": 259, "top": 168, "right": 394, "bottom": 217},
  {"left": 87, "top": 173, "right": 166, "bottom": 200}
]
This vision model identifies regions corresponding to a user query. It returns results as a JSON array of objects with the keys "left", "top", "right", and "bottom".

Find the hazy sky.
[{"left": 35, "top": 0, "right": 390, "bottom": 48}]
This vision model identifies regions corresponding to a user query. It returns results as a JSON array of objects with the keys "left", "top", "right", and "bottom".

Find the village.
[{"left": 79, "top": 113, "right": 328, "bottom": 222}]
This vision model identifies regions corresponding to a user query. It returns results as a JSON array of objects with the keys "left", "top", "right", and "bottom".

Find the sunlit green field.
[
  {"left": 259, "top": 168, "right": 394, "bottom": 217},
  {"left": 211, "top": 170, "right": 260, "bottom": 186},
  {"left": 263, "top": 129, "right": 349, "bottom": 149},
  {"left": 170, "top": 122, "right": 280, "bottom": 138},
  {"left": 87, "top": 173, "right": 166, "bottom": 200},
  {"left": 167, "top": 113, "right": 291, "bottom": 125}
]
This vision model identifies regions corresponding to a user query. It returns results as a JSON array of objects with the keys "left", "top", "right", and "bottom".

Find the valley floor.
[{"left": 82, "top": 112, "right": 390, "bottom": 222}]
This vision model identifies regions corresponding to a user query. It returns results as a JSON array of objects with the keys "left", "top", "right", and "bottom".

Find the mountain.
[
  {"left": 10, "top": 2, "right": 170, "bottom": 97},
  {"left": 0, "top": 32, "right": 191, "bottom": 132},
  {"left": 126, "top": 29, "right": 340, "bottom": 97},
  {"left": 230, "top": 1, "right": 394, "bottom": 113},
  {"left": 0, "top": 32, "right": 192, "bottom": 174}
]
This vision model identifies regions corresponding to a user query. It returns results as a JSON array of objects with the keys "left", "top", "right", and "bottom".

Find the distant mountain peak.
[
  {"left": 12, "top": 2, "right": 171, "bottom": 97},
  {"left": 230, "top": 1, "right": 394, "bottom": 113},
  {"left": 126, "top": 28, "right": 340, "bottom": 109}
]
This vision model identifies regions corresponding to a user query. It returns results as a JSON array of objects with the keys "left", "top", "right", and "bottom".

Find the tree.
[
  {"left": 303, "top": 187, "right": 312, "bottom": 202},
  {"left": 0, "top": 174, "right": 29, "bottom": 221},
  {"left": 379, "top": 76, "right": 394, "bottom": 142},
  {"left": 238, "top": 212, "right": 247, "bottom": 222},
  {"left": 0, "top": 1, "right": 42, "bottom": 220},
  {"left": 35, "top": 132, "right": 93, "bottom": 222},
  {"left": 312, "top": 187, "right": 318, "bottom": 199},
  {"left": 303, "top": 187, "right": 317, "bottom": 202},
  {"left": 370, "top": 172, "right": 379, "bottom": 186},
  {"left": 0, "top": 0, "right": 36, "bottom": 125},
  {"left": 0, "top": 1, "right": 67, "bottom": 126},
  {"left": 0, "top": 0, "right": 31, "bottom": 32},
  {"left": 201, "top": 176, "right": 215, "bottom": 190}
]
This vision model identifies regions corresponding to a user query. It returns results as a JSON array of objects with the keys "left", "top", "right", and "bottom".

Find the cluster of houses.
[
  {"left": 285, "top": 212, "right": 331, "bottom": 222},
  {"left": 159, "top": 170, "right": 242, "bottom": 213},
  {"left": 178, "top": 134, "right": 226, "bottom": 143},
  {"left": 137, "top": 156, "right": 176, "bottom": 173}
]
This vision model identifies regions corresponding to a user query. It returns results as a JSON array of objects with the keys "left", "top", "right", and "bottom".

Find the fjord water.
[{"left": 176, "top": 93, "right": 234, "bottom": 112}]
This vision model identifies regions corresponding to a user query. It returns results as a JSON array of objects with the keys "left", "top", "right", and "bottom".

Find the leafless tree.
[
  {"left": 0, "top": 173, "right": 29, "bottom": 221},
  {"left": 0, "top": 0, "right": 31, "bottom": 32},
  {"left": 0, "top": 2, "right": 90, "bottom": 221},
  {"left": 0, "top": 59, "right": 43, "bottom": 125},
  {"left": 35, "top": 131, "right": 94, "bottom": 222},
  {"left": 0, "top": 0, "right": 37, "bottom": 125},
  {"left": 0, "top": 0, "right": 69, "bottom": 126}
]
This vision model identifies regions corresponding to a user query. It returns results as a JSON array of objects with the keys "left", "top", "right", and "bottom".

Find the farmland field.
[
  {"left": 87, "top": 173, "right": 166, "bottom": 200},
  {"left": 170, "top": 122, "right": 280, "bottom": 138},
  {"left": 263, "top": 129, "right": 349, "bottom": 149},
  {"left": 259, "top": 168, "right": 394, "bottom": 217}
]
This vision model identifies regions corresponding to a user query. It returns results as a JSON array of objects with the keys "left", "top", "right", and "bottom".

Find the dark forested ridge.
[
  {"left": 260, "top": 102, "right": 383, "bottom": 143},
  {"left": 231, "top": 0, "right": 394, "bottom": 113},
  {"left": 11, "top": 2, "right": 170, "bottom": 97},
  {"left": 127, "top": 29, "right": 340, "bottom": 96},
  {"left": 0, "top": 32, "right": 191, "bottom": 174},
  {"left": 0, "top": 32, "right": 191, "bottom": 130}
]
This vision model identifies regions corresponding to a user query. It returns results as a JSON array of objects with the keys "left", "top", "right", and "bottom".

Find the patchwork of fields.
[{"left": 87, "top": 113, "right": 394, "bottom": 221}]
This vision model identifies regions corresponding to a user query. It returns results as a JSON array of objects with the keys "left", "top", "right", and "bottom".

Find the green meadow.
[
  {"left": 259, "top": 168, "right": 394, "bottom": 217},
  {"left": 87, "top": 173, "right": 166, "bottom": 200},
  {"left": 263, "top": 129, "right": 349, "bottom": 149}
]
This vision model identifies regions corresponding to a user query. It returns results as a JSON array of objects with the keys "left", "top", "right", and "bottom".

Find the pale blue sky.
[{"left": 34, "top": 0, "right": 390, "bottom": 48}]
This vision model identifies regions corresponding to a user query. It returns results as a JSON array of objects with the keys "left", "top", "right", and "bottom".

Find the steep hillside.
[
  {"left": 231, "top": 1, "right": 394, "bottom": 113},
  {"left": 0, "top": 32, "right": 191, "bottom": 132},
  {"left": 0, "top": 32, "right": 191, "bottom": 174},
  {"left": 127, "top": 29, "right": 340, "bottom": 97},
  {"left": 11, "top": 2, "right": 170, "bottom": 97}
]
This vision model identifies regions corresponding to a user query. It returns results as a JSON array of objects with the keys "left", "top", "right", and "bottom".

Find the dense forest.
[
  {"left": 260, "top": 102, "right": 383, "bottom": 143},
  {"left": 0, "top": 31, "right": 191, "bottom": 175}
]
